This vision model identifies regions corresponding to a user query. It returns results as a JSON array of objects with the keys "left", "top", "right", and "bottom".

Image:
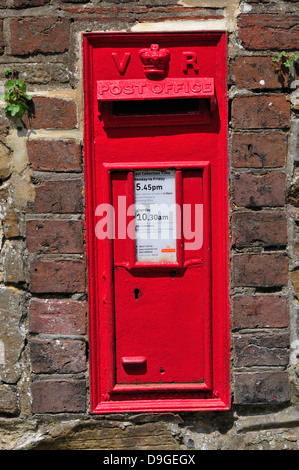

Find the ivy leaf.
[
  {"left": 5, "top": 80, "right": 16, "bottom": 89},
  {"left": 284, "top": 59, "right": 292, "bottom": 68},
  {"left": 17, "top": 101, "right": 28, "bottom": 113},
  {"left": 6, "top": 103, "right": 20, "bottom": 116},
  {"left": 15, "top": 79, "right": 26, "bottom": 91},
  {"left": 23, "top": 93, "right": 32, "bottom": 100},
  {"left": 3, "top": 68, "right": 30, "bottom": 119}
]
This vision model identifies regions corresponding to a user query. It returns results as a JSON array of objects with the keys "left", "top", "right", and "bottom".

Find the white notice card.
[{"left": 134, "top": 170, "right": 177, "bottom": 263}]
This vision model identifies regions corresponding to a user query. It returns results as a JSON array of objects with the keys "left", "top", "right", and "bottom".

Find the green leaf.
[
  {"left": 4, "top": 67, "right": 12, "bottom": 76},
  {"left": 5, "top": 103, "right": 19, "bottom": 116},
  {"left": 284, "top": 59, "right": 292, "bottom": 68},
  {"left": 7, "top": 92, "right": 18, "bottom": 101},
  {"left": 15, "top": 79, "right": 26, "bottom": 91},
  {"left": 17, "top": 101, "right": 28, "bottom": 113},
  {"left": 5, "top": 80, "right": 16, "bottom": 89}
]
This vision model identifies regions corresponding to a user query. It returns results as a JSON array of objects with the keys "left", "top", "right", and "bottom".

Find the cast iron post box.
[{"left": 83, "top": 32, "right": 230, "bottom": 413}]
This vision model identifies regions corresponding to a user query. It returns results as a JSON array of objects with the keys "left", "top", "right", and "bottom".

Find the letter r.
[{"left": 182, "top": 52, "right": 199, "bottom": 73}]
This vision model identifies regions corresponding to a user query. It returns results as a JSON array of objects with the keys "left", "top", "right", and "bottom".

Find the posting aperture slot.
[{"left": 112, "top": 98, "right": 208, "bottom": 117}]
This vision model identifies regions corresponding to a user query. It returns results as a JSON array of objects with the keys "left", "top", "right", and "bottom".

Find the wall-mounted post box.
[{"left": 83, "top": 32, "right": 230, "bottom": 413}]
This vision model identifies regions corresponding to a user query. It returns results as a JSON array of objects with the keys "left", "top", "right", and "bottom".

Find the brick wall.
[{"left": 0, "top": 0, "right": 298, "bottom": 450}]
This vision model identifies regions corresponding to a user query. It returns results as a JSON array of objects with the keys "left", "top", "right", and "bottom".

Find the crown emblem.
[{"left": 139, "top": 44, "right": 170, "bottom": 78}]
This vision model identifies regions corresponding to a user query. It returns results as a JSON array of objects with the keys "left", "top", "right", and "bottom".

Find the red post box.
[{"left": 83, "top": 32, "right": 230, "bottom": 413}]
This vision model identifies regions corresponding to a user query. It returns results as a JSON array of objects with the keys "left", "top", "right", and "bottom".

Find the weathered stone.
[
  {"left": 288, "top": 180, "right": 299, "bottom": 207},
  {"left": 14, "top": 0, "right": 50, "bottom": 8},
  {"left": 2, "top": 240, "right": 26, "bottom": 284},
  {"left": 20, "top": 63, "right": 70, "bottom": 84},
  {"left": 0, "top": 188, "right": 20, "bottom": 238},
  {"left": 0, "top": 286, "right": 25, "bottom": 383},
  {"left": 3, "top": 208, "right": 20, "bottom": 238},
  {"left": 33, "top": 421, "right": 182, "bottom": 450},
  {"left": 290, "top": 270, "right": 299, "bottom": 299},
  {"left": 0, "top": 142, "right": 12, "bottom": 179},
  {"left": 0, "top": 384, "right": 19, "bottom": 415}
]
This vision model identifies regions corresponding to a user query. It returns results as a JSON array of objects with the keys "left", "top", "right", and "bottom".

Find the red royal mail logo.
[{"left": 139, "top": 44, "right": 171, "bottom": 78}]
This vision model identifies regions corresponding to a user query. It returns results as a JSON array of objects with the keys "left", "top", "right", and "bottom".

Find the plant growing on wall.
[
  {"left": 272, "top": 51, "right": 298, "bottom": 69},
  {"left": 3, "top": 68, "right": 32, "bottom": 120}
]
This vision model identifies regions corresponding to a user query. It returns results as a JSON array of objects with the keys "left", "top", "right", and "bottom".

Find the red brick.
[
  {"left": 14, "top": 0, "right": 50, "bottom": 7},
  {"left": 232, "top": 133, "right": 287, "bottom": 168},
  {"left": 232, "top": 211, "right": 287, "bottom": 247},
  {"left": 27, "top": 219, "right": 84, "bottom": 254},
  {"left": 10, "top": 17, "right": 70, "bottom": 55},
  {"left": 30, "top": 259, "right": 86, "bottom": 293},
  {"left": 234, "top": 331, "right": 289, "bottom": 367},
  {"left": 30, "top": 339, "right": 86, "bottom": 374},
  {"left": 234, "top": 371, "right": 290, "bottom": 404},
  {"left": 233, "top": 253, "right": 288, "bottom": 287},
  {"left": 27, "top": 179, "right": 83, "bottom": 214},
  {"left": 233, "top": 295, "right": 289, "bottom": 329},
  {"left": 238, "top": 14, "right": 299, "bottom": 50},
  {"left": 29, "top": 298, "right": 87, "bottom": 335},
  {"left": 24, "top": 97, "right": 77, "bottom": 130},
  {"left": 232, "top": 56, "right": 289, "bottom": 89},
  {"left": 232, "top": 95, "right": 290, "bottom": 129},
  {"left": 232, "top": 172, "right": 286, "bottom": 208},
  {"left": 27, "top": 139, "right": 81, "bottom": 172},
  {"left": 31, "top": 380, "right": 86, "bottom": 413}
]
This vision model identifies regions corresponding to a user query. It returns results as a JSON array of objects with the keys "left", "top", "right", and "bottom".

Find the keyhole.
[{"left": 134, "top": 288, "right": 140, "bottom": 300}]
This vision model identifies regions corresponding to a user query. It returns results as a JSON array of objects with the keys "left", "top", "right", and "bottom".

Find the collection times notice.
[{"left": 134, "top": 170, "right": 177, "bottom": 263}]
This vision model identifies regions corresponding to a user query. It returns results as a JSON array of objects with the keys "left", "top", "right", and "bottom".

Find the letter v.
[{"left": 112, "top": 52, "right": 131, "bottom": 75}]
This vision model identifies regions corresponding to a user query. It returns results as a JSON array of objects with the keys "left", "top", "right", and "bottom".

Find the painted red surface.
[{"left": 83, "top": 32, "right": 230, "bottom": 413}]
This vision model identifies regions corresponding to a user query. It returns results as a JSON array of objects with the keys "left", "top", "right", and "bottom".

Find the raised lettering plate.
[{"left": 97, "top": 78, "right": 214, "bottom": 101}]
